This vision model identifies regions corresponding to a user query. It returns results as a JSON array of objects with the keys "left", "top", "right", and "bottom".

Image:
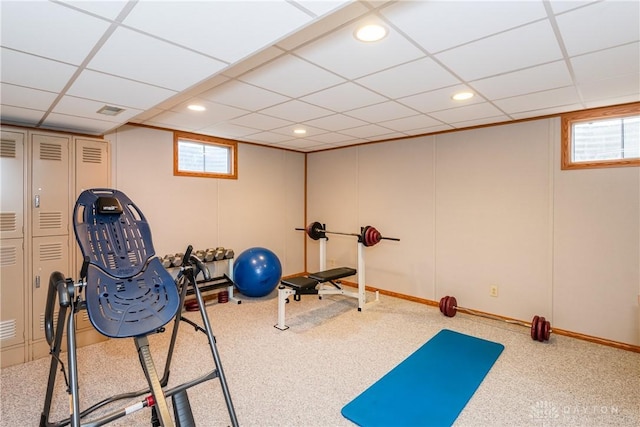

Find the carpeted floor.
[{"left": 1, "top": 290, "right": 639, "bottom": 426}]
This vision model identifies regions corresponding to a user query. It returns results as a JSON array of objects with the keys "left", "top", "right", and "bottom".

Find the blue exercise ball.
[{"left": 233, "top": 247, "right": 282, "bottom": 297}]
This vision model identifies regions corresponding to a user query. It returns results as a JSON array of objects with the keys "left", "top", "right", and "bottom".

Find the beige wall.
[
  {"left": 104, "top": 125, "right": 305, "bottom": 276},
  {"left": 307, "top": 117, "right": 640, "bottom": 346},
  {"left": 104, "top": 119, "right": 639, "bottom": 345}
]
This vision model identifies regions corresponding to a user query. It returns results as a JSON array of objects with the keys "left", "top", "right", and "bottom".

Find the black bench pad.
[
  {"left": 281, "top": 276, "right": 319, "bottom": 290},
  {"left": 308, "top": 267, "right": 356, "bottom": 282}
]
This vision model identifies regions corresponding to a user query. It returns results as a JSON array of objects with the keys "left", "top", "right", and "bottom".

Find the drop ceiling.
[{"left": 1, "top": 0, "right": 638, "bottom": 152}]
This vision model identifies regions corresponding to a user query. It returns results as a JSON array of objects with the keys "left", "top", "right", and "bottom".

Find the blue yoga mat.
[{"left": 341, "top": 329, "right": 504, "bottom": 427}]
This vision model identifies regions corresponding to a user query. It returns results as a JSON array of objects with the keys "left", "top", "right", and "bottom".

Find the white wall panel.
[
  {"left": 553, "top": 118, "right": 640, "bottom": 344},
  {"left": 356, "top": 138, "right": 435, "bottom": 298},
  {"left": 306, "top": 147, "right": 358, "bottom": 274},
  {"left": 434, "top": 121, "right": 552, "bottom": 320}
]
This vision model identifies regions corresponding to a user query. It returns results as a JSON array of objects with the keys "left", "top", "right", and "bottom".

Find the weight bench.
[
  {"left": 275, "top": 232, "right": 380, "bottom": 330},
  {"left": 280, "top": 267, "right": 357, "bottom": 301},
  {"left": 40, "top": 188, "right": 238, "bottom": 427}
]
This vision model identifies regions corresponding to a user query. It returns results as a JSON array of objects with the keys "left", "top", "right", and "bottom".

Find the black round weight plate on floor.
[
  {"left": 185, "top": 300, "right": 199, "bottom": 311},
  {"left": 306, "top": 221, "right": 324, "bottom": 240},
  {"left": 444, "top": 296, "right": 457, "bottom": 317},
  {"left": 531, "top": 315, "right": 539, "bottom": 341},
  {"left": 537, "top": 316, "right": 546, "bottom": 342},
  {"left": 439, "top": 296, "right": 446, "bottom": 314},
  {"left": 543, "top": 320, "right": 551, "bottom": 341}
]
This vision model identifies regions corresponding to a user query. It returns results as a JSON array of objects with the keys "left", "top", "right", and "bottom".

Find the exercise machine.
[
  {"left": 275, "top": 222, "right": 399, "bottom": 330},
  {"left": 40, "top": 188, "right": 238, "bottom": 427}
]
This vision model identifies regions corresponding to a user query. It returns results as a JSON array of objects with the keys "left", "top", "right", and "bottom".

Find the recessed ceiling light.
[
  {"left": 452, "top": 92, "right": 474, "bottom": 101},
  {"left": 293, "top": 128, "right": 307, "bottom": 135},
  {"left": 354, "top": 24, "right": 387, "bottom": 42},
  {"left": 187, "top": 104, "right": 206, "bottom": 111}
]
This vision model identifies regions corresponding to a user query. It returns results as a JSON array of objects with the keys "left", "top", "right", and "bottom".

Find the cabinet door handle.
[
  {"left": 34, "top": 194, "right": 40, "bottom": 208},
  {"left": 35, "top": 275, "right": 40, "bottom": 288}
]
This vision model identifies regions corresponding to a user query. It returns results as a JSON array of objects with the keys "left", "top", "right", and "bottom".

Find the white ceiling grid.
[{"left": 1, "top": 0, "right": 638, "bottom": 152}]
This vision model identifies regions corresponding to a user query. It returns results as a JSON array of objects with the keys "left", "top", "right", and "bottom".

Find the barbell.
[
  {"left": 295, "top": 221, "right": 400, "bottom": 247},
  {"left": 439, "top": 295, "right": 552, "bottom": 342}
]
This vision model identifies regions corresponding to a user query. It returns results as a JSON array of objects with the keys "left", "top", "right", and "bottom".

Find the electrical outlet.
[
  {"left": 328, "top": 259, "right": 336, "bottom": 267},
  {"left": 490, "top": 285, "right": 499, "bottom": 297}
]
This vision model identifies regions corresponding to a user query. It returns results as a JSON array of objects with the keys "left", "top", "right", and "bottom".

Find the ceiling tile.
[
  {"left": 295, "top": 15, "right": 425, "bottom": 79},
  {"left": 494, "top": 86, "right": 581, "bottom": 114},
  {"left": 450, "top": 114, "right": 511, "bottom": 129},
  {"left": 1, "top": 83, "right": 57, "bottom": 111},
  {"left": 340, "top": 123, "right": 398, "bottom": 139},
  {"left": 303, "top": 114, "right": 368, "bottom": 131},
  {"left": 242, "top": 131, "right": 294, "bottom": 144},
  {"left": 355, "top": 57, "right": 461, "bottom": 99},
  {"left": 169, "top": 98, "right": 248, "bottom": 122},
  {"left": 198, "top": 122, "right": 260, "bottom": 139},
  {"left": 292, "top": 0, "right": 352, "bottom": 17},
  {"left": 510, "top": 104, "right": 583, "bottom": 120},
  {"left": 239, "top": 54, "right": 345, "bottom": 98},
  {"left": 271, "top": 124, "right": 327, "bottom": 139},
  {"left": 58, "top": 0, "right": 131, "bottom": 20},
  {"left": 471, "top": 61, "right": 572, "bottom": 100},
  {"left": 0, "top": 1, "right": 111, "bottom": 65},
  {"left": 398, "top": 84, "right": 483, "bottom": 114},
  {"left": 405, "top": 124, "right": 453, "bottom": 136},
  {"left": 548, "top": 1, "right": 598, "bottom": 15},
  {"left": 199, "top": 81, "right": 289, "bottom": 111},
  {"left": 301, "top": 82, "right": 387, "bottom": 112},
  {"left": 346, "top": 101, "right": 416, "bottom": 122},
  {"left": 42, "top": 112, "right": 118, "bottom": 135},
  {"left": 67, "top": 70, "right": 177, "bottom": 110},
  {"left": 0, "top": 48, "right": 77, "bottom": 92},
  {"left": 123, "top": 1, "right": 314, "bottom": 63},
  {"left": 53, "top": 95, "right": 143, "bottom": 123},
  {"left": 555, "top": 1, "right": 640, "bottom": 56},
  {"left": 435, "top": 20, "right": 563, "bottom": 81},
  {"left": 88, "top": 27, "right": 227, "bottom": 91},
  {"left": 571, "top": 42, "right": 640, "bottom": 84},
  {"left": 378, "top": 114, "right": 443, "bottom": 133},
  {"left": 304, "top": 132, "right": 357, "bottom": 144},
  {"left": 578, "top": 73, "right": 640, "bottom": 103},
  {"left": 0, "top": 105, "right": 45, "bottom": 126},
  {"left": 381, "top": 0, "right": 547, "bottom": 53},
  {"left": 229, "top": 113, "right": 293, "bottom": 131},
  {"left": 429, "top": 102, "right": 505, "bottom": 124},
  {"left": 260, "top": 100, "right": 334, "bottom": 122}
]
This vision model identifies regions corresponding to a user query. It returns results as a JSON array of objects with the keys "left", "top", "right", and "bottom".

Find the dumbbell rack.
[{"left": 161, "top": 249, "right": 241, "bottom": 305}]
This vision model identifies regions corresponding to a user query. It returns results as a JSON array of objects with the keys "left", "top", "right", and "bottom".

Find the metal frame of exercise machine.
[
  {"left": 276, "top": 225, "right": 391, "bottom": 330},
  {"left": 40, "top": 188, "right": 238, "bottom": 427}
]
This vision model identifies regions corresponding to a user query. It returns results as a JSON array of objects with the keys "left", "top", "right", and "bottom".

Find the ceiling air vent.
[{"left": 97, "top": 105, "right": 125, "bottom": 116}]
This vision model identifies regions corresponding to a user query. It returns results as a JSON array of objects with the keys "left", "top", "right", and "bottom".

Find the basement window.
[
  {"left": 561, "top": 104, "right": 640, "bottom": 170},
  {"left": 174, "top": 131, "right": 237, "bottom": 179}
]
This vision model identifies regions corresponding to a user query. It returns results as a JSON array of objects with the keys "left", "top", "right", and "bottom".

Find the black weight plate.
[
  {"left": 543, "top": 320, "right": 551, "bottom": 341},
  {"left": 531, "top": 315, "right": 539, "bottom": 341},
  {"left": 439, "top": 296, "right": 447, "bottom": 314},
  {"left": 306, "top": 221, "right": 324, "bottom": 240},
  {"left": 537, "top": 316, "right": 546, "bottom": 342},
  {"left": 445, "top": 296, "right": 457, "bottom": 317}
]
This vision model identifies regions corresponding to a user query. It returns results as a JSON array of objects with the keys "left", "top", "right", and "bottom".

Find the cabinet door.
[
  {"left": 0, "top": 239, "right": 25, "bottom": 348},
  {"left": 74, "top": 137, "right": 110, "bottom": 330},
  {"left": 31, "top": 133, "right": 70, "bottom": 237},
  {"left": 1, "top": 129, "right": 25, "bottom": 240},
  {"left": 75, "top": 137, "right": 110, "bottom": 195},
  {"left": 32, "top": 235, "right": 70, "bottom": 341}
]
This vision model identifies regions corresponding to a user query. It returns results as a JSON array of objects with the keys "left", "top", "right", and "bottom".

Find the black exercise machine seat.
[
  {"left": 73, "top": 188, "right": 180, "bottom": 338},
  {"left": 308, "top": 267, "right": 356, "bottom": 282},
  {"left": 280, "top": 267, "right": 356, "bottom": 291}
]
